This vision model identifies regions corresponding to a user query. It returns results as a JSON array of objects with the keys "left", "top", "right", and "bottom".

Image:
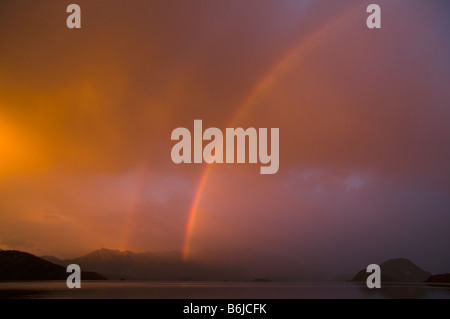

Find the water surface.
[{"left": 1, "top": 281, "right": 449, "bottom": 299}]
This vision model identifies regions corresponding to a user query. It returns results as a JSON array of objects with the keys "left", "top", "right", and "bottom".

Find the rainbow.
[{"left": 181, "top": 4, "right": 361, "bottom": 260}]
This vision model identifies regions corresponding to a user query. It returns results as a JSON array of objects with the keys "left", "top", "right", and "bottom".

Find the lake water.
[{"left": 1, "top": 281, "right": 449, "bottom": 299}]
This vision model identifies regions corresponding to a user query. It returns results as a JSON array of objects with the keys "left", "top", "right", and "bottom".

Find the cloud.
[{"left": 0, "top": 1, "right": 449, "bottom": 272}]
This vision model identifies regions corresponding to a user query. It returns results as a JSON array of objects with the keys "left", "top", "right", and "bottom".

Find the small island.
[
  {"left": 425, "top": 273, "right": 450, "bottom": 284},
  {"left": 251, "top": 278, "right": 272, "bottom": 282}
]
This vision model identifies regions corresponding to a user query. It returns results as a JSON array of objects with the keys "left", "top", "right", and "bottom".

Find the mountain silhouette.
[
  {"left": 42, "top": 248, "right": 315, "bottom": 281},
  {"left": 0, "top": 250, "right": 106, "bottom": 281},
  {"left": 44, "top": 249, "right": 199, "bottom": 280},
  {"left": 350, "top": 258, "right": 431, "bottom": 282}
]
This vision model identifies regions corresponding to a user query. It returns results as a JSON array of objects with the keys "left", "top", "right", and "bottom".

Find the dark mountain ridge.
[
  {"left": 42, "top": 248, "right": 316, "bottom": 281},
  {"left": 0, "top": 250, "right": 106, "bottom": 281}
]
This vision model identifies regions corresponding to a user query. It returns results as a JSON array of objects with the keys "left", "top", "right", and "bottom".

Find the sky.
[{"left": 0, "top": 0, "right": 449, "bottom": 275}]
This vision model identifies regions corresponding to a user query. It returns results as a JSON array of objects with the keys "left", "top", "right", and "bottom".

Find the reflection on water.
[{"left": 0, "top": 281, "right": 449, "bottom": 299}]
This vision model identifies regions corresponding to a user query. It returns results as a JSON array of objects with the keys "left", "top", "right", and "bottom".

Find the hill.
[
  {"left": 0, "top": 250, "right": 106, "bottom": 281},
  {"left": 350, "top": 258, "right": 431, "bottom": 282}
]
